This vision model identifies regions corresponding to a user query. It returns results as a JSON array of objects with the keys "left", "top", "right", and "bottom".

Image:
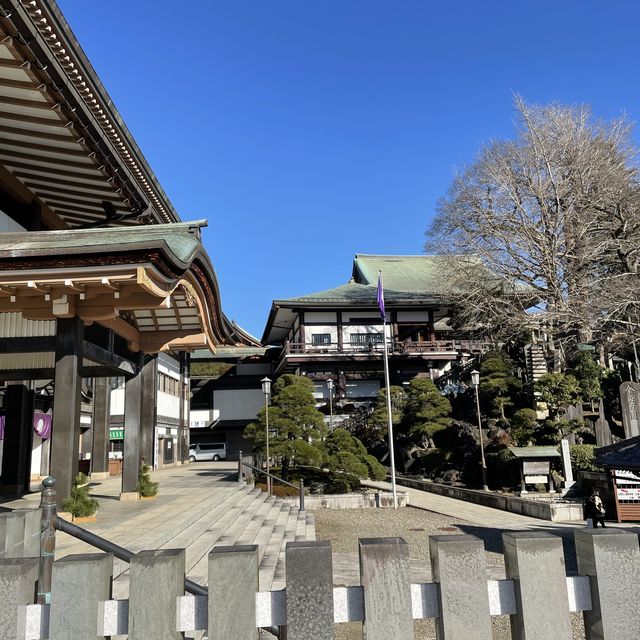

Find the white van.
[{"left": 188, "top": 442, "right": 227, "bottom": 462}]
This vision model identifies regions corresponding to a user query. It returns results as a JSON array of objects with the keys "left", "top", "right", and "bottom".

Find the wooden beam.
[
  {"left": 0, "top": 368, "right": 55, "bottom": 381},
  {"left": 3, "top": 158, "right": 104, "bottom": 180},
  {"left": 139, "top": 331, "right": 208, "bottom": 353},
  {"left": 0, "top": 121, "right": 81, "bottom": 144},
  {"left": 99, "top": 317, "right": 141, "bottom": 352},
  {"left": 82, "top": 340, "right": 136, "bottom": 376},
  {"left": 0, "top": 108, "right": 69, "bottom": 129},
  {"left": 0, "top": 75, "right": 41, "bottom": 91},
  {"left": 0, "top": 137, "right": 88, "bottom": 158},
  {"left": 13, "top": 170, "right": 122, "bottom": 195},
  {"left": 0, "top": 94, "right": 56, "bottom": 111},
  {"left": 0, "top": 148, "right": 97, "bottom": 171},
  {"left": 24, "top": 184, "right": 125, "bottom": 204},
  {"left": 34, "top": 192, "right": 126, "bottom": 212},
  {"left": 0, "top": 57, "right": 30, "bottom": 70},
  {"left": 0, "top": 336, "right": 55, "bottom": 353}
]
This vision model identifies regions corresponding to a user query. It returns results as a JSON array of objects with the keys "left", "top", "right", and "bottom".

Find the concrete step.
[
  {"left": 271, "top": 505, "right": 301, "bottom": 590},
  {"left": 306, "top": 512, "right": 316, "bottom": 541},
  {"left": 258, "top": 503, "right": 291, "bottom": 590},
  {"left": 250, "top": 501, "right": 287, "bottom": 563},
  {"left": 234, "top": 495, "right": 278, "bottom": 548}
]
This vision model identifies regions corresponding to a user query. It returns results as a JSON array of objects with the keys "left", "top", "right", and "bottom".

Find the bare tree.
[{"left": 426, "top": 97, "right": 640, "bottom": 363}]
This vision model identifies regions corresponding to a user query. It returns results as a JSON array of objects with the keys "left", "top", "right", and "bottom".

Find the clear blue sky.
[{"left": 58, "top": 1, "right": 640, "bottom": 339}]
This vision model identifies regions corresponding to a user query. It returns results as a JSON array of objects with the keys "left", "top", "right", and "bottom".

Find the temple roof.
[
  {"left": 595, "top": 436, "right": 640, "bottom": 470},
  {"left": 0, "top": 221, "right": 261, "bottom": 352}
]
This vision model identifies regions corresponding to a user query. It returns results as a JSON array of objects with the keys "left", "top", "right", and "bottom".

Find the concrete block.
[
  {"left": 208, "top": 545, "right": 258, "bottom": 640},
  {"left": 0, "top": 557, "right": 39, "bottom": 640},
  {"left": 286, "top": 540, "right": 333, "bottom": 639},
  {"left": 0, "top": 512, "right": 25, "bottom": 558},
  {"left": 429, "top": 534, "right": 492, "bottom": 640},
  {"left": 502, "top": 531, "right": 572, "bottom": 640},
  {"left": 359, "top": 537, "right": 412, "bottom": 640},
  {"left": 49, "top": 552, "right": 113, "bottom": 640},
  {"left": 15, "top": 509, "right": 41, "bottom": 558},
  {"left": 129, "top": 548, "right": 185, "bottom": 640},
  {"left": 119, "top": 491, "right": 140, "bottom": 501},
  {"left": 575, "top": 529, "right": 640, "bottom": 640}
]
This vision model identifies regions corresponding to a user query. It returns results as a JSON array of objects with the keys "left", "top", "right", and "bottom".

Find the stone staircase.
[{"left": 109, "top": 483, "right": 315, "bottom": 597}]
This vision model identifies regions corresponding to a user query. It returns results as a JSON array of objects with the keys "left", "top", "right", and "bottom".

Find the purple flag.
[
  {"left": 0, "top": 415, "right": 4, "bottom": 440},
  {"left": 377, "top": 272, "right": 386, "bottom": 322}
]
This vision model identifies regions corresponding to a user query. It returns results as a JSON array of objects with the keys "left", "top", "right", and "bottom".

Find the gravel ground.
[{"left": 312, "top": 506, "right": 586, "bottom": 640}]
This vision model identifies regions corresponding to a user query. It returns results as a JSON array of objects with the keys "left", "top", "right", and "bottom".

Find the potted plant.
[
  {"left": 137, "top": 463, "right": 159, "bottom": 499},
  {"left": 61, "top": 472, "right": 99, "bottom": 523}
]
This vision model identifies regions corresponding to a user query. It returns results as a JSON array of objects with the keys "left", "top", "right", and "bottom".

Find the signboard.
[
  {"left": 109, "top": 428, "right": 124, "bottom": 440},
  {"left": 620, "top": 382, "right": 640, "bottom": 439},
  {"left": 523, "top": 461, "right": 550, "bottom": 475},
  {"left": 524, "top": 475, "right": 548, "bottom": 484},
  {"left": 617, "top": 487, "right": 640, "bottom": 501}
]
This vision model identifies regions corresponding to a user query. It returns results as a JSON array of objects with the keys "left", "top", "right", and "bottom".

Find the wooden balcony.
[{"left": 283, "top": 339, "right": 491, "bottom": 357}]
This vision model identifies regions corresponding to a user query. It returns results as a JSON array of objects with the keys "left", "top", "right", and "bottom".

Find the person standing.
[{"left": 585, "top": 491, "right": 607, "bottom": 528}]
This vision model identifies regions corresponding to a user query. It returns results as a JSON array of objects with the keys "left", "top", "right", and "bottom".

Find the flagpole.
[{"left": 379, "top": 269, "right": 398, "bottom": 509}]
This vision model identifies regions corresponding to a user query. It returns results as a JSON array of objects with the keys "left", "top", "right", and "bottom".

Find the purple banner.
[
  {"left": 33, "top": 412, "right": 52, "bottom": 439},
  {"left": 0, "top": 415, "right": 4, "bottom": 440}
]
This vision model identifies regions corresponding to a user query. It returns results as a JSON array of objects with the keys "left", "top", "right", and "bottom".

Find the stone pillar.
[
  {"left": 575, "top": 529, "right": 640, "bottom": 640},
  {"left": 0, "top": 557, "right": 39, "bottom": 640},
  {"left": 50, "top": 317, "right": 84, "bottom": 507},
  {"left": 0, "top": 383, "right": 34, "bottom": 495},
  {"left": 90, "top": 378, "right": 111, "bottom": 480},
  {"left": 129, "top": 549, "right": 185, "bottom": 640},
  {"left": 49, "top": 552, "right": 113, "bottom": 640},
  {"left": 560, "top": 438, "right": 574, "bottom": 491},
  {"left": 121, "top": 354, "right": 143, "bottom": 499},
  {"left": 503, "top": 531, "right": 572, "bottom": 640},
  {"left": 208, "top": 545, "right": 259, "bottom": 640},
  {"left": 429, "top": 535, "right": 492, "bottom": 640},
  {"left": 286, "top": 541, "right": 334, "bottom": 639},
  {"left": 359, "top": 537, "right": 413, "bottom": 640},
  {"left": 139, "top": 357, "right": 156, "bottom": 468}
]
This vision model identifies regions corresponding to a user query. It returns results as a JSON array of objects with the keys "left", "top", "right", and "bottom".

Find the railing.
[
  {"left": 3, "top": 500, "right": 640, "bottom": 639},
  {"left": 283, "top": 339, "right": 492, "bottom": 356},
  {"left": 238, "top": 451, "right": 305, "bottom": 512}
]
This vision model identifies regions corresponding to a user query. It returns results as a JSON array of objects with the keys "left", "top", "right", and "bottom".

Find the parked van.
[{"left": 188, "top": 442, "right": 227, "bottom": 462}]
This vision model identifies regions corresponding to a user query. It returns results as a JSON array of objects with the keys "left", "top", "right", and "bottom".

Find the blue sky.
[{"left": 58, "top": 1, "right": 640, "bottom": 338}]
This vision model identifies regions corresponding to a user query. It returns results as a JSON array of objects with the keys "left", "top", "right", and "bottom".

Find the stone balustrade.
[{"left": 1, "top": 510, "right": 640, "bottom": 639}]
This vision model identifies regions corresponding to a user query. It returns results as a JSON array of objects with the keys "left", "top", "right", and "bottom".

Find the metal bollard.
[
  {"left": 37, "top": 476, "right": 57, "bottom": 605},
  {"left": 299, "top": 479, "right": 305, "bottom": 512},
  {"left": 237, "top": 451, "right": 244, "bottom": 483}
]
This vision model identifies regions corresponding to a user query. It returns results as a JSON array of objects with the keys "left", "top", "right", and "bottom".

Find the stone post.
[
  {"left": 49, "top": 552, "right": 113, "bottom": 640},
  {"left": 429, "top": 535, "right": 492, "bottom": 640},
  {"left": 502, "top": 531, "right": 572, "bottom": 639},
  {"left": 121, "top": 354, "right": 143, "bottom": 499},
  {"left": 359, "top": 537, "right": 412, "bottom": 640},
  {"left": 0, "top": 512, "right": 24, "bottom": 558},
  {"left": 0, "top": 557, "right": 39, "bottom": 640},
  {"left": 620, "top": 382, "right": 640, "bottom": 438},
  {"left": 286, "top": 541, "right": 334, "bottom": 639},
  {"left": 575, "top": 529, "right": 640, "bottom": 640},
  {"left": 129, "top": 549, "right": 185, "bottom": 640},
  {"left": 560, "top": 438, "right": 574, "bottom": 491},
  {"left": 208, "top": 545, "right": 258, "bottom": 640}
]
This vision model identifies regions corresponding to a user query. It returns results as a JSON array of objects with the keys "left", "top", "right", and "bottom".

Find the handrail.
[{"left": 238, "top": 452, "right": 305, "bottom": 512}]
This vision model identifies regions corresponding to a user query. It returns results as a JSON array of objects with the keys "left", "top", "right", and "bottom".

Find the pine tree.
[{"left": 400, "top": 378, "right": 452, "bottom": 448}]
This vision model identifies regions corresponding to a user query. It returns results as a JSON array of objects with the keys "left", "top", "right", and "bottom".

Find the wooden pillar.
[
  {"left": 428, "top": 309, "right": 436, "bottom": 341},
  {"left": 298, "top": 311, "right": 305, "bottom": 350},
  {"left": 0, "top": 383, "right": 34, "bottom": 495},
  {"left": 337, "top": 311, "right": 344, "bottom": 353},
  {"left": 50, "top": 317, "right": 84, "bottom": 507},
  {"left": 121, "top": 353, "right": 143, "bottom": 499},
  {"left": 90, "top": 377, "right": 111, "bottom": 480},
  {"left": 139, "top": 357, "right": 156, "bottom": 468},
  {"left": 179, "top": 353, "right": 190, "bottom": 463}
]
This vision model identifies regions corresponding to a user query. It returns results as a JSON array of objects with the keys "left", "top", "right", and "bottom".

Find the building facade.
[{"left": 262, "top": 254, "right": 492, "bottom": 417}]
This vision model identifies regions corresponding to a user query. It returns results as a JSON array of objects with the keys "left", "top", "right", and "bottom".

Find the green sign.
[{"left": 109, "top": 428, "right": 124, "bottom": 440}]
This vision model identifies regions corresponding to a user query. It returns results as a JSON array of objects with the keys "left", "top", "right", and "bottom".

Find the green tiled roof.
[
  {"left": 352, "top": 254, "right": 484, "bottom": 294},
  {"left": 280, "top": 282, "right": 442, "bottom": 306},
  {"left": 0, "top": 221, "right": 207, "bottom": 267}
]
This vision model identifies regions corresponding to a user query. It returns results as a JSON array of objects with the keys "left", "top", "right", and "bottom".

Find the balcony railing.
[{"left": 283, "top": 339, "right": 491, "bottom": 356}]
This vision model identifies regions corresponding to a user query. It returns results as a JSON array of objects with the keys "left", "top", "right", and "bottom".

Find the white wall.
[
  {"left": 304, "top": 325, "right": 338, "bottom": 345},
  {"left": 213, "top": 388, "right": 264, "bottom": 421},
  {"left": 110, "top": 387, "right": 125, "bottom": 415},
  {"left": 397, "top": 310, "right": 430, "bottom": 322},
  {"left": 158, "top": 353, "right": 180, "bottom": 380},
  {"left": 157, "top": 390, "right": 180, "bottom": 419},
  {"left": 304, "top": 311, "right": 337, "bottom": 323}
]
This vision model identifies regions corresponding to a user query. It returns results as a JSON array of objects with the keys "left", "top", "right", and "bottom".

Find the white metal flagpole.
[{"left": 378, "top": 269, "right": 398, "bottom": 509}]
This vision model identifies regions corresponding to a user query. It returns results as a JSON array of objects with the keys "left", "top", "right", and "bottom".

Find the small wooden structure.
[
  {"left": 509, "top": 446, "right": 561, "bottom": 494},
  {"left": 595, "top": 435, "right": 640, "bottom": 522}
]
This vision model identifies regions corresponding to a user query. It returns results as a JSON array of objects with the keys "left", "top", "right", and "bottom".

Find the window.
[
  {"left": 350, "top": 333, "right": 383, "bottom": 346},
  {"left": 311, "top": 333, "right": 332, "bottom": 346}
]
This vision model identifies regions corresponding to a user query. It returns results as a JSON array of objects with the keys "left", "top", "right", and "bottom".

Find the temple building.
[
  {"left": 0, "top": 0, "right": 257, "bottom": 505},
  {"left": 262, "top": 254, "right": 492, "bottom": 417}
]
